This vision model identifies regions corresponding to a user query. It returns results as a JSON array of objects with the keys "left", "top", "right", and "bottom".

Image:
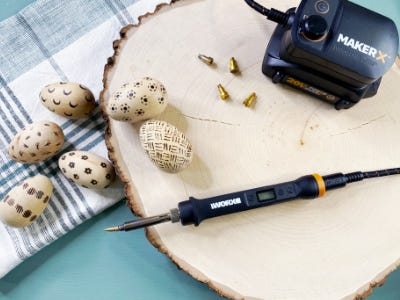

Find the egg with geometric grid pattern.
[{"left": 139, "top": 120, "right": 193, "bottom": 173}]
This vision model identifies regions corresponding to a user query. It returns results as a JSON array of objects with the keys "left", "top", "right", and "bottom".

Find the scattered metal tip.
[
  {"left": 229, "top": 57, "right": 239, "bottom": 74},
  {"left": 198, "top": 54, "right": 214, "bottom": 65},
  {"left": 217, "top": 84, "right": 229, "bottom": 100},
  {"left": 243, "top": 92, "right": 256, "bottom": 107},
  {"left": 104, "top": 226, "right": 119, "bottom": 232}
]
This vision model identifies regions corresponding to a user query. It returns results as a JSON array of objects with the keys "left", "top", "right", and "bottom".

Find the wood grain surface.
[{"left": 100, "top": 1, "right": 400, "bottom": 299}]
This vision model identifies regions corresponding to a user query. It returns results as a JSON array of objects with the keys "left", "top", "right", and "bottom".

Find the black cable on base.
[{"left": 243, "top": 0, "right": 292, "bottom": 26}]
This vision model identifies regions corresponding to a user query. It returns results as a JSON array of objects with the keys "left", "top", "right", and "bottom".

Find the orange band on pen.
[{"left": 312, "top": 173, "right": 326, "bottom": 198}]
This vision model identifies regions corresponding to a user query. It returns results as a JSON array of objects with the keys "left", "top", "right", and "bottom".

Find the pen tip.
[{"left": 104, "top": 226, "right": 120, "bottom": 232}]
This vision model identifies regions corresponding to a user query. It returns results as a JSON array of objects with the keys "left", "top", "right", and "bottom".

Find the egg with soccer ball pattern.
[{"left": 106, "top": 77, "right": 168, "bottom": 123}]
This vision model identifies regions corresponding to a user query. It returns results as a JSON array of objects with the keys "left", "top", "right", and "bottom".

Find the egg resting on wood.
[
  {"left": 139, "top": 120, "right": 193, "bottom": 173},
  {"left": 106, "top": 77, "right": 168, "bottom": 123}
]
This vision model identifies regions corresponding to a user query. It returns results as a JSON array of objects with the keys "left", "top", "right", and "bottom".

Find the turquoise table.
[{"left": 0, "top": 1, "right": 399, "bottom": 299}]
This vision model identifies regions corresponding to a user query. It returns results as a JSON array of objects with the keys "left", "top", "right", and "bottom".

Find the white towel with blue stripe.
[{"left": 0, "top": 0, "right": 168, "bottom": 278}]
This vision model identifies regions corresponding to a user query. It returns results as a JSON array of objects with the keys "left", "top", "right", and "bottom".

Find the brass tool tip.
[
  {"left": 104, "top": 226, "right": 120, "bottom": 232},
  {"left": 229, "top": 57, "right": 239, "bottom": 74},
  {"left": 243, "top": 92, "right": 257, "bottom": 107},
  {"left": 198, "top": 54, "right": 214, "bottom": 65},
  {"left": 217, "top": 84, "right": 229, "bottom": 100}
]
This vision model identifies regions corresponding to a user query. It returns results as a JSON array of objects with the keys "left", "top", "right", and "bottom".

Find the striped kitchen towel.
[{"left": 0, "top": 0, "right": 169, "bottom": 278}]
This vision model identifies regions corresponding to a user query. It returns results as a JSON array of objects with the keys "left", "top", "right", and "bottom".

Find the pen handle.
[{"left": 178, "top": 174, "right": 328, "bottom": 226}]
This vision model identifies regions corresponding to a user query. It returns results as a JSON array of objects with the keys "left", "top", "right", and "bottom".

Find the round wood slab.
[{"left": 100, "top": 1, "right": 400, "bottom": 299}]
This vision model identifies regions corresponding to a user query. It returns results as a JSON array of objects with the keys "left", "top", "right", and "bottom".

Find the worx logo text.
[{"left": 210, "top": 198, "right": 242, "bottom": 210}]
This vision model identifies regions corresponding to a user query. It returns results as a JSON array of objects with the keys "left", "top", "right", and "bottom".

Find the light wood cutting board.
[{"left": 100, "top": 1, "right": 400, "bottom": 299}]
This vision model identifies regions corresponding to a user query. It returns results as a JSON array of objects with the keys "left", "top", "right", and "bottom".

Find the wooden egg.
[
  {"left": 0, "top": 175, "right": 53, "bottom": 228},
  {"left": 106, "top": 77, "right": 168, "bottom": 123},
  {"left": 139, "top": 120, "right": 193, "bottom": 173},
  {"left": 7, "top": 121, "right": 64, "bottom": 163},
  {"left": 39, "top": 82, "right": 95, "bottom": 119},
  {"left": 58, "top": 151, "right": 116, "bottom": 189}
]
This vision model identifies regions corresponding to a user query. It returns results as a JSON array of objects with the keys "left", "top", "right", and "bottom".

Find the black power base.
[{"left": 262, "top": 9, "right": 382, "bottom": 110}]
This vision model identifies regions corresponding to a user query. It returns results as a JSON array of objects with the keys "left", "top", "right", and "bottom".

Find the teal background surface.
[{"left": 0, "top": 1, "right": 399, "bottom": 299}]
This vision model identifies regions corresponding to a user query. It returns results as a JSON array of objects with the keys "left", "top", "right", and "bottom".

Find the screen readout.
[{"left": 257, "top": 189, "right": 276, "bottom": 202}]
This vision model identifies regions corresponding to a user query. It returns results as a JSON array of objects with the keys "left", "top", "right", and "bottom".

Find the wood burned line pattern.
[
  {"left": 22, "top": 181, "right": 48, "bottom": 203},
  {"left": 140, "top": 120, "right": 193, "bottom": 172},
  {"left": 27, "top": 187, "right": 36, "bottom": 195},
  {"left": 15, "top": 205, "right": 23, "bottom": 213},
  {"left": 2, "top": 184, "right": 45, "bottom": 222},
  {"left": 6, "top": 196, "right": 37, "bottom": 222}
]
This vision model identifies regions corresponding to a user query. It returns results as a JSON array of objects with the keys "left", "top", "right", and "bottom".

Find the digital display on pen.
[{"left": 257, "top": 189, "right": 276, "bottom": 202}]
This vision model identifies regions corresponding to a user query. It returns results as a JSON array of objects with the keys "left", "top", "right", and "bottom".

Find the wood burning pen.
[{"left": 105, "top": 168, "right": 400, "bottom": 232}]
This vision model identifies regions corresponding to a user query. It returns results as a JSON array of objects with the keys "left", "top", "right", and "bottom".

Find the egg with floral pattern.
[
  {"left": 106, "top": 77, "right": 168, "bottom": 123},
  {"left": 58, "top": 151, "right": 116, "bottom": 189}
]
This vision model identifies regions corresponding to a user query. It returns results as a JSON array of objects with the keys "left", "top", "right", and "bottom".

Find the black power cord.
[
  {"left": 346, "top": 168, "right": 400, "bottom": 183},
  {"left": 243, "top": 0, "right": 292, "bottom": 26}
]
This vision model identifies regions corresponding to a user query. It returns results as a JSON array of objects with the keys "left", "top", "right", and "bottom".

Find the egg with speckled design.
[{"left": 8, "top": 121, "right": 64, "bottom": 163}]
